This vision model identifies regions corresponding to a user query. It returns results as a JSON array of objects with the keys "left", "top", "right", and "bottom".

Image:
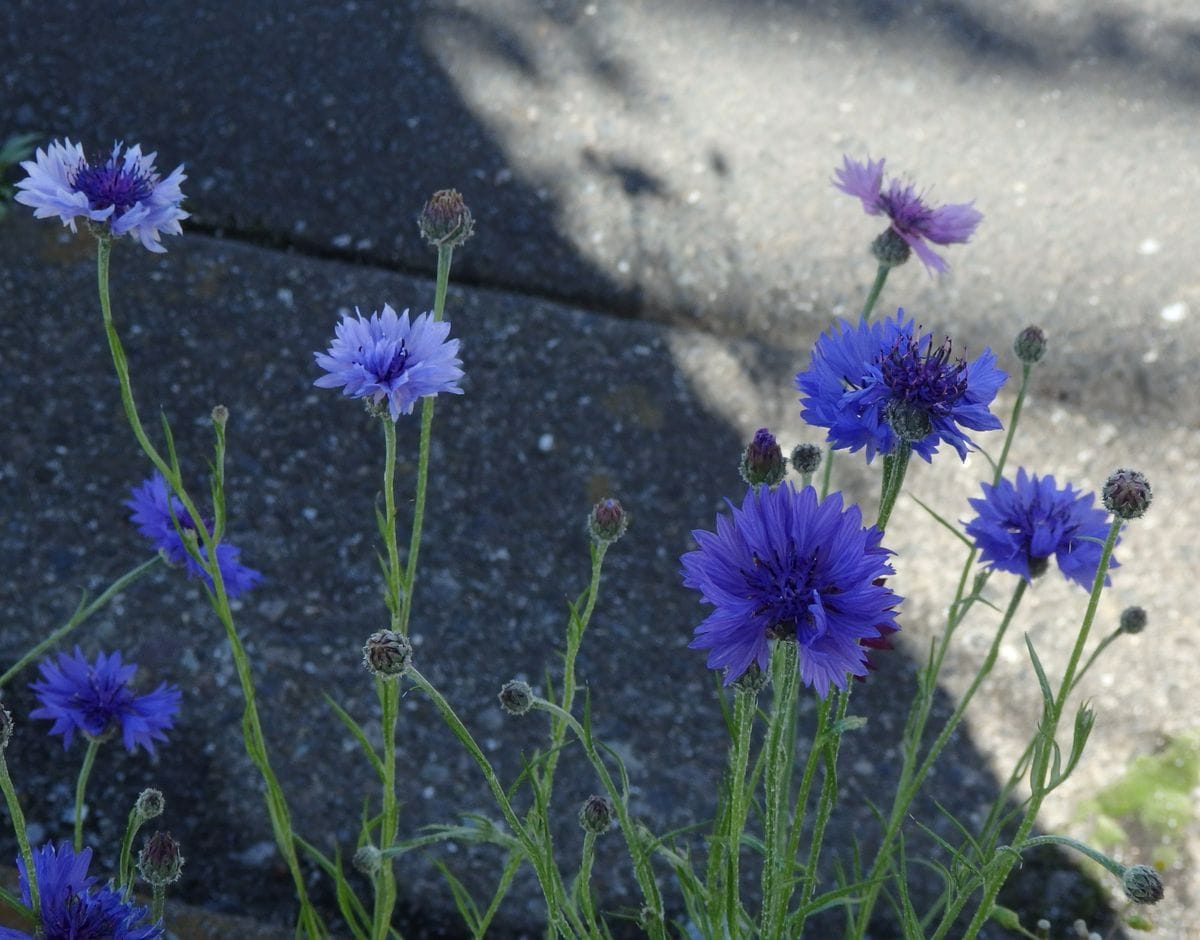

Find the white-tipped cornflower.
[
  {"left": 15, "top": 139, "right": 187, "bottom": 252},
  {"left": 314, "top": 304, "right": 464, "bottom": 421}
]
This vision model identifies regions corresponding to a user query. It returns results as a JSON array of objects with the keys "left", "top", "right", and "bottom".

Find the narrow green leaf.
[
  {"left": 908, "top": 493, "right": 973, "bottom": 548},
  {"left": 323, "top": 694, "right": 385, "bottom": 781}
]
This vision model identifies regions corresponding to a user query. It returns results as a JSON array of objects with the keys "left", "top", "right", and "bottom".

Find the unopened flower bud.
[
  {"left": 885, "top": 399, "right": 932, "bottom": 444},
  {"left": 134, "top": 788, "right": 165, "bottom": 822},
  {"left": 587, "top": 498, "right": 628, "bottom": 545},
  {"left": 1122, "top": 864, "right": 1164, "bottom": 904},
  {"left": 138, "top": 831, "right": 184, "bottom": 886},
  {"left": 0, "top": 706, "right": 11, "bottom": 751},
  {"left": 871, "top": 227, "right": 912, "bottom": 268},
  {"left": 353, "top": 844, "right": 383, "bottom": 877},
  {"left": 1103, "top": 469, "right": 1152, "bottom": 520},
  {"left": 790, "top": 443, "right": 822, "bottom": 477},
  {"left": 1014, "top": 326, "right": 1046, "bottom": 365},
  {"left": 1119, "top": 606, "right": 1147, "bottom": 635},
  {"left": 211, "top": 404, "right": 229, "bottom": 429},
  {"left": 498, "top": 680, "right": 534, "bottom": 716},
  {"left": 578, "top": 794, "right": 614, "bottom": 834},
  {"left": 739, "top": 428, "right": 786, "bottom": 487},
  {"left": 419, "top": 189, "right": 475, "bottom": 249},
  {"left": 362, "top": 630, "right": 412, "bottom": 678}
]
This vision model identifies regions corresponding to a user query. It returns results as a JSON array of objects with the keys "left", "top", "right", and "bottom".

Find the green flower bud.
[
  {"left": 134, "top": 788, "right": 165, "bottom": 822},
  {"left": 0, "top": 706, "right": 11, "bottom": 751},
  {"left": 1103, "top": 469, "right": 1152, "bottom": 520},
  {"left": 1013, "top": 326, "right": 1046, "bottom": 364},
  {"left": 578, "top": 794, "right": 615, "bottom": 834},
  {"left": 1122, "top": 864, "right": 1164, "bottom": 904},
  {"left": 587, "top": 498, "right": 629, "bottom": 545},
  {"left": 362, "top": 630, "right": 413, "bottom": 678},
  {"left": 790, "top": 443, "right": 822, "bottom": 477},
  {"left": 885, "top": 399, "right": 932, "bottom": 444},
  {"left": 1120, "top": 606, "right": 1147, "bottom": 635},
  {"left": 138, "top": 831, "right": 184, "bottom": 887},
  {"left": 498, "top": 680, "right": 534, "bottom": 716},
  {"left": 419, "top": 189, "right": 475, "bottom": 249},
  {"left": 353, "top": 844, "right": 383, "bottom": 877},
  {"left": 739, "top": 428, "right": 786, "bottom": 487}
]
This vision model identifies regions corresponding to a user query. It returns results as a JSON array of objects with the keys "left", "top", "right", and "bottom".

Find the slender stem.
[
  {"left": 407, "top": 668, "right": 573, "bottom": 937},
  {"left": 992, "top": 364, "right": 1030, "bottom": 488},
  {"left": 799, "top": 690, "right": 850, "bottom": 909},
  {"left": 117, "top": 805, "right": 147, "bottom": 888},
  {"left": 785, "top": 694, "right": 831, "bottom": 900},
  {"left": 95, "top": 240, "right": 322, "bottom": 937},
  {"left": 958, "top": 518, "right": 1124, "bottom": 940},
  {"left": 0, "top": 751, "right": 38, "bottom": 916},
  {"left": 574, "top": 831, "right": 600, "bottom": 935},
  {"left": 759, "top": 641, "right": 799, "bottom": 939},
  {"left": 861, "top": 264, "right": 890, "bottom": 320},
  {"left": 151, "top": 883, "right": 166, "bottom": 925},
  {"left": 1015, "top": 834, "right": 1126, "bottom": 879},
  {"left": 533, "top": 699, "right": 666, "bottom": 940},
  {"left": 0, "top": 557, "right": 161, "bottom": 689},
  {"left": 73, "top": 738, "right": 102, "bottom": 851},
  {"left": 382, "top": 421, "right": 403, "bottom": 624},
  {"left": 818, "top": 445, "right": 834, "bottom": 499},
  {"left": 708, "top": 686, "right": 758, "bottom": 936},
  {"left": 875, "top": 444, "right": 911, "bottom": 532}
]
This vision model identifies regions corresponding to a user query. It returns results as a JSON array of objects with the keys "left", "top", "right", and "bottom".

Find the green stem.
[
  {"left": 151, "top": 883, "right": 166, "bottom": 926},
  {"left": 533, "top": 699, "right": 666, "bottom": 940},
  {"left": 798, "top": 690, "right": 850, "bottom": 910},
  {"left": 1015, "top": 834, "right": 1126, "bottom": 879},
  {"left": 875, "top": 444, "right": 911, "bottom": 532},
  {"left": 574, "top": 831, "right": 600, "bottom": 935},
  {"left": 818, "top": 446, "right": 834, "bottom": 499},
  {"left": 861, "top": 264, "right": 890, "bottom": 320},
  {"left": 707, "top": 686, "right": 758, "bottom": 936},
  {"left": 117, "top": 806, "right": 146, "bottom": 889},
  {"left": 73, "top": 738, "right": 102, "bottom": 851},
  {"left": 958, "top": 518, "right": 1124, "bottom": 940},
  {"left": 0, "top": 557, "right": 161, "bottom": 689},
  {"left": 992, "top": 364, "right": 1030, "bottom": 487},
  {"left": 759, "top": 641, "right": 799, "bottom": 939},
  {"left": 95, "top": 239, "right": 322, "bottom": 937},
  {"left": 0, "top": 750, "right": 38, "bottom": 917},
  {"left": 407, "top": 668, "right": 575, "bottom": 938}
]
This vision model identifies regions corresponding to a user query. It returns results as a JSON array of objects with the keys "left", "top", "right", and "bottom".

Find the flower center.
[
  {"left": 375, "top": 340, "right": 410, "bottom": 383},
  {"left": 744, "top": 546, "right": 829, "bottom": 640},
  {"left": 879, "top": 334, "right": 968, "bottom": 419},
  {"left": 71, "top": 155, "right": 155, "bottom": 217}
]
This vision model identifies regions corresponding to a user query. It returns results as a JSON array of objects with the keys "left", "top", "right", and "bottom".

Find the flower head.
[
  {"left": 965, "top": 469, "right": 1117, "bottom": 590},
  {"left": 834, "top": 155, "right": 982, "bottom": 274},
  {"left": 796, "top": 310, "right": 1006, "bottom": 463},
  {"left": 314, "top": 304, "right": 464, "bottom": 420},
  {"left": 30, "top": 647, "right": 181, "bottom": 754},
  {"left": 126, "top": 472, "right": 262, "bottom": 598},
  {"left": 0, "top": 843, "right": 162, "bottom": 940},
  {"left": 15, "top": 139, "right": 187, "bottom": 252},
  {"left": 681, "top": 484, "right": 901, "bottom": 697}
]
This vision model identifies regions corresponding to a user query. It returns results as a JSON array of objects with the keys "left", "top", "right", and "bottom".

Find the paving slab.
[{"left": 0, "top": 0, "right": 1196, "bottom": 936}]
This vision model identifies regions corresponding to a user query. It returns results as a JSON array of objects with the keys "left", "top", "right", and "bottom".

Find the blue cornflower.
[
  {"left": 15, "top": 139, "right": 187, "bottom": 252},
  {"left": 834, "top": 155, "right": 982, "bottom": 274},
  {"left": 30, "top": 647, "right": 181, "bottom": 755},
  {"left": 126, "top": 472, "right": 262, "bottom": 598},
  {"left": 965, "top": 469, "right": 1117, "bottom": 589},
  {"left": 0, "top": 842, "right": 162, "bottom": 940},
  {"left": 795, "top": 309, "right": 1006, "bottom": 463},
  {"left": 681, "top": 483, "right": 902, "bottom": 697},
  {"left": 313, "top": 304, "right": 464, "bottom": 420}
]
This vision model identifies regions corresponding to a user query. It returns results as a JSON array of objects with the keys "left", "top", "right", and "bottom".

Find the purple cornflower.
[
  {"left": 965, "top": 469, "right": 1117, "bottom": 589},
  {"left": 126, "top": 472, "right": 262, "bottom": 598},
  {"left": 15, "top": 139, "right": 187, "bottom": 252},
  {"left": 30, "top": 647, "right": 180, "bottom": 755},
  {"left": 314, "top": 304, "right": 464, "bottom": 420},
  {"left": 681, "top": 483, "right": 901, "bottom": 697},
  {"left": 795, "top": 309, "right": 1006, "bottom": 463},
  {"left": 0, "top": 842, "right": 162, "bottom": 940},
  {"left": 834, "top": 155, "right": 982, "bottom": 274}
]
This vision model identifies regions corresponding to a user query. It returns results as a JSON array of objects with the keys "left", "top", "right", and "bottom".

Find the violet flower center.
[
  {"left": 744, "top": 546, "right": 827, "bottom": 637},
  {"left": 71, "top": 157, "right": 155, "bottom": 217},
  {"left": 879, "top": 335, "right": 968, "bottom": 419},
  {"left": 376, "top": 341, "right": 410, "bottom": 383}
]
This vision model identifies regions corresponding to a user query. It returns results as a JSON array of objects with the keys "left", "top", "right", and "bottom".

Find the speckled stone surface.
[{"left": 1, "top": 1, "right": 1196, "bottom": 937}]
